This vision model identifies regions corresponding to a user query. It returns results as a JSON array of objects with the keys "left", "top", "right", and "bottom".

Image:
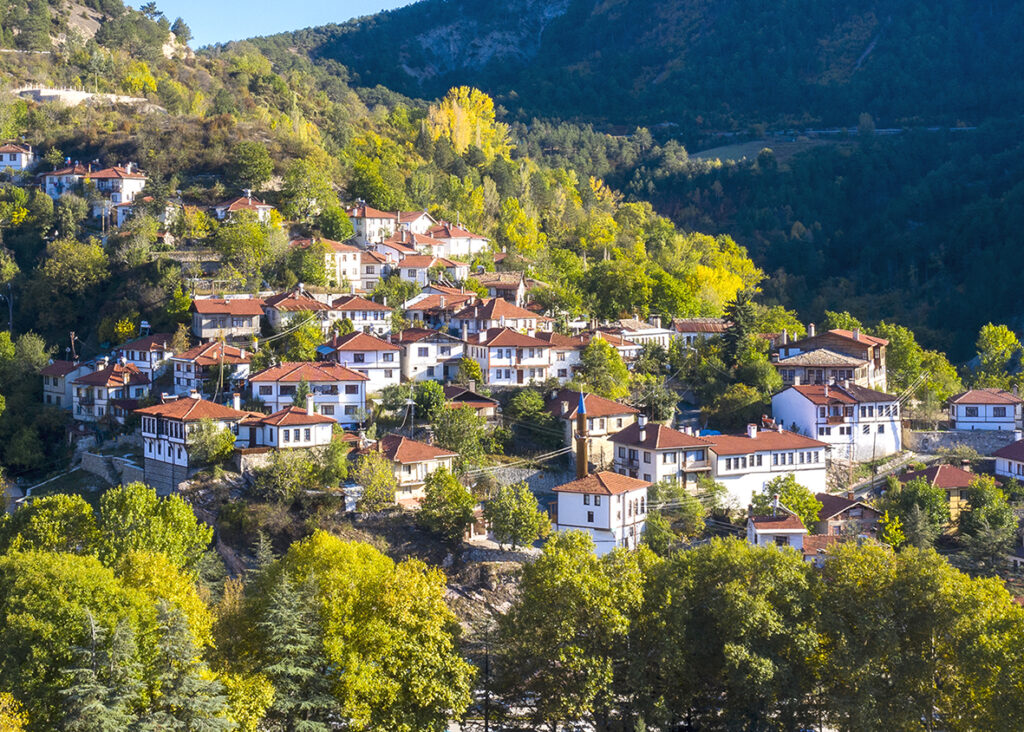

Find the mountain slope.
[{"left": 263, "top": 0, "right": 1024, "bottom": 131}]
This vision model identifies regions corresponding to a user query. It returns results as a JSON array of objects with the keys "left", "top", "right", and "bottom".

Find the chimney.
[
  {"left": 460, "top": 321, "right": 469, "bottom": 342},
  {"left": 638, "top": 414, "right": 648, "bottom": 443},
  {"left": 808, "top": 322, "right": 816, "bottom": 338},
  {"left": 781, "top": 329, "right": 788, "bottom": 345},
  {"left": 747, "top": 423, "right": 758, "bottom": 440},
  {"left": 232, "top": 392, "right": 241, "bottom": 410},
  {"left": 824, "top": 384, "right": 829, "bottom": 398},
  {"left": 648, "top": 314, "right": 661, "bottom": 329},
  {"left": 843, "top": 378, "right": 850, "bottom": 390},
  {"left": 852, "top": 328, "right": 861, "bottom": 341},
  {"left": 467, "top": 379, "right": 476, "bottom": 393},
  {"left": 847, "top": 490, "right": 855, "bottom": 500},
  {"left": 351, "top": 281, "right": 356, "bottom": 295},
  {"left": 776, "top": 423, "right": 783, "bottom": 433},
  {"left": 961, "top": 459, "right": 971, "bottom": 473},
  {"left": 306, "top": 392, "right": 315, "bottom": 416},
  {"left": 794, "top": 374, "right": 801, "bottom": 386},
  {"left": 189, "top": 389, "right": 200, "bottom": 400},
  {"left": 561, "top": 400, "right": 569, "bottom": 416},
  {"left": 440, "top": 296, "right": 446, "bottom": 309}
]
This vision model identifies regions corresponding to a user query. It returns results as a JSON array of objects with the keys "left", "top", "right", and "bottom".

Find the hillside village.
[{"left": 5, "top": 1, "right": 1024, "bottom": 729}]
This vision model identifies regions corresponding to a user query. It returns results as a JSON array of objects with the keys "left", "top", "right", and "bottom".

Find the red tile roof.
[
  {"left": 749, "top": 514, "right": 806, "bottom": 530},
  {"left": 321, "top": 331, "right": 400, "bottom": 352},
  {"left": 346, "top": 204, "right": 397, "bottom": 219},
  {"left": 394, "top": 328, "right": 444, "bottom": 344},
  {"left": 190, "top": 298, "right": 264, "bottom": 316},
  {"left": 405, "top": 293, "right": 474, "bottom": 314},
  {"left": 73, "top": 362, "right": 150, "bottom": 387},
  {"left": 376, "top": 434, "right": 457, "bottom": 464},
  {"left": 584, "top": 330, "right": 639, "bottom": 349},
  {"left": 609, "top": 422, "right": 711, "bottom": 450},
  {"left": 260, "top": 406, "right": 336, "bottom": 426},
  {"left": 249, "top": 361, "right": 368, "bottom": 383},
  {"left": 828, "top": 329, "right": 888, "bottom": 347},
  {"left": 672, "top": 317, "right": 729, "bottom": 333},
  {"left": 43, "top": 163, "right": 90, "bottom": 177},
  {"left": 707, "top": 429, "right": 827, "bottom": 456},
  {"left": 89, "top": 166, "right": 146, "bottom": 180},
  {"left": 398, "top": 254, "right": 439, "bottom": 268},
  {"left": 428, "top": 222, "right": 488, "bottom": 240},
  {"left": 40, "top": 359, "right": 83, "bottom": 377},
  {"left": 361, "top": 250, "right": 389, "bottom": 265},
  {"left": 330, "top": 295, "right": 392, "bottom": 312},
  {"left": 546, "top": 389, "right": 639, "bottom": 419},
  {"left": 398, "top": 210, "right": 435, "bottom": 224},
  {"left": 534, "top": 332, "right": 587, "bottom": 350},
  {"left": 948, "top": 388, "right": 1024, "bottom": 405},
  {"left": 216, "top": 195, "right": 273, "bottom": 212},
  {"left": 454, "top": 297, "right": 552, "bottom": 322},
  {"left": 263, "top": 291, "right": 331, "bottom": 312},
  {"left": 378, "top": 235, "right": 419, "bottom": 254},
  {"left": 173, "top": 341, "right": 250, "bottom": 366},
  {"left": 901, "top": 464, "right": 996, "bottom": 490},
  {"left": 290, "top": 237, "right": 360, "bottom": 254},
  {"left": 119, "top": 333, "right": 174, "bottom": 352},
  {"left": 0, "top": 143, "right": 30, "bottom": 154},
  {"left": 993, "top": 440, "right": 1024, "bottom": 463},
  {"left": 475, "top": 327, "right": 551, "bottom": 348},
  {"left": 135, "top": 396, "right": 250, "bottom": 422},
  {"left": 787, "top": 384, "right": 858, "bottom": 406},
  {"left": 553, "top": 471, "right": 650, "bottom": 496},
  {"left": 815, "top": 492, "right": 880, "bottom": 521}
]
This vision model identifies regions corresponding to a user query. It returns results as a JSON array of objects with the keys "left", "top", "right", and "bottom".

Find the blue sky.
[{"left": 152, "top": 0, "right": 413, "bottom": 47}]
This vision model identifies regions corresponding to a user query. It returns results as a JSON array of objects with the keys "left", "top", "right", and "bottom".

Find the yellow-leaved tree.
[{"left": 426, "top": 87, "right": 512, "bottom": 161}]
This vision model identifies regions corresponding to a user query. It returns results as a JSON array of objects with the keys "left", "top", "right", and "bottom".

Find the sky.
[{"left": 151, "top": 0, "right": 413, "bottom": 47}]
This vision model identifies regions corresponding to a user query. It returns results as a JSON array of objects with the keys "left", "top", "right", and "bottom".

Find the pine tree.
[
  {"left": 257, "top": 573, "right": 335, "bottom": 731},
  {"left": 137, "top": 602, "right": 232, "bottom": 731},
  {"left": 61, "top": 614, "right": 141, "bottom": 732}
]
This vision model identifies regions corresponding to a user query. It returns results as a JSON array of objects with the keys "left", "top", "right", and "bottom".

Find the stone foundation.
[{"left": 904, "top": 429, "right": 1020, "bottom": 456}]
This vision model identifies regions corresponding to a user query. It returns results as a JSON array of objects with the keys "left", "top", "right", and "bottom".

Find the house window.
[
  {"left": 755, "top": 455, "right": 762, "bottom": 466},
  {"left": 774, "top": 536, "right": 789, "bottom": 546},
  {"left": 427, "top": 367, "right": 435, "bottom": 377},
  {"left": 965, "top": 406, "right": 979, "bottom": 417},
  {"left": 321, "top": 405, "right": 335, "bottom": 415},
  {"left": 283, "top": 430, "right": 290, "bottom": 443},
  {"left": 819, "top": 427, "right": 831, "bottom": 436},
  {"left": 383, "top": 353, "right": 394, "bottom": 362},
  {"left": 878, "top": 424, "right": 885, "bottom": 433},
  {"left": 595, "top": 496, "right": 601, "bottom": 506},
  {"left": 618, "top": 447, "right": 626, "bottom": 458},
  {"left": 345, "top": 385, "right": 358, "bottom": 394},
  {"left": 353, "top": 353, "right": 365, "bottom": 363},
  {"left": 994, "top": 406, "right": 1007, "bottom": 418},
  {"left": 440, "top": 346, "right": 451, "bottom": 356},
  {"left": 584, "top": 494, "right": 590, "bottom": 505},
  {"left": 418, "top": 347, "right": 429, "bottom": 357},
  {"left": 862, "top": 425, "right": 870, "bottom": 434},
  {"left": 663, "top": 452, "right": 676, "bottom": 463},
  {"left": 587, "top": 511, "right": 594, "bottom": 523},
  {"left": 557, "top": 369, "right": 567, "bottom": 377},
  {"left": 384, "top": 370, "right": 393, "bottom": 378},
  {"left": 344, "top": 406, "right": 356, "bottom": 415},
  {"left": 819, "top": 407, "right": 826, "bottom": 418},
  {"left": 643, "top": 452, "right": 651, "bottom": 463},
  {"left": 304, "top": 429, "right": 311, "bottom": 441}
]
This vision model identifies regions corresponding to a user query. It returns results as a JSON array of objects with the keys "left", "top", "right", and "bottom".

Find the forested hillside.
[{"left": 261, "top": 0, "right": 1024, "bottom": 131}]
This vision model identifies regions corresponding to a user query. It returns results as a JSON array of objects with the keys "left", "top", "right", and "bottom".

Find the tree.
[
  {"left": 54, "top": 195, "right": 89, "bottom": 238},
  {"left": 251, "top": 449, "right": 320, "bottom": 504},
  {"left": 721, "top": 289, "right": 757, "bottom": 367},
  {"left": 0, "top": 493, "right": 99, "bottom": 555},
  {"left": 959, "top": 475, "right": 1016, "bottom": 572},
  {"left": 414, "top": 380, "right": 446, "bottom": 421},
  {"left": 483, "top": 482, "right": 549, "bottom": 549},
  {"left": 187, "top": 419, "right": 237, "bottom": 466},
  {"left": 496, "top": 532, "right": 643, "bottom": 730},
  {"left": 641, "top": 509, "right": 675, "bottom": 555},
  {"left": 227, "top": 142, "right": 274, "bottom": 191},
  {"left": 170, "top": 17, "right": 191, "bottom": 43},
  {"left": 879, "top": 510, "right": 905, "bottom": 548},
  {"left": 496, "top": 197, "right": 545, "bottom": 258},
  {"left": 433, "top": 404, "right": 489, "bottom": 469},
  {"left": 139, "top": 602, "right": 231, "bottom": 731},
  {"left": 881, "top": 475, "right": 950, "bottom": 541},
  {"left": 317, "top": 436, "right": 350, "bottom": 488},
  {"left": 418, "top": 467, "right": 476, "bottom": 544},
  {"left": 823, "top": 310, "right": 863, "bottom": 332},
  {"left": 455, "top": 357, "right": 482, "bottom": 385},
  {"left": 973, "top": 322, "right": 1021, "bottom": 388},
  {"left": 97, "top": 482, "right": 213, "bottom": 572},
  {"left": 749, "top": 474, "right": 823, "bottom": 533},
  {"left": 353, "top": 450, "right": 397, "bottom": 511},
  {"left": 281, "top": 153, "right": 338, "bottom": 224},
  {"left": 60, "top": 616, "right": 140, "bottom": 732},
  {"left": 284, "top": 313, "right": 324, "bottom": 361},
  {"left": 0, "top": 693, "right": 27, "bottom": 731},
  {"left": 291, "top": 377, "right": 312, "bottom": 407},
  {"left": 632, "top": 342, "right": 668, "bottom": 377},
  {"left": 316, "top": 205, "right": 354, "bottom": 241},
  {"left": 425, "top": 86, "right": 512, "bottom": 161},
  {"left": 577, "top": 338, "right": 630, "bottom": 400},
  {"left": 902, "top": 503, "right": 940, "bottom": 549},
  {"left": 212, "top": 213, "right": 276, "bottom": 283},
  {"left": 630, "top": 374, "right": 677, "bottom": 422}
]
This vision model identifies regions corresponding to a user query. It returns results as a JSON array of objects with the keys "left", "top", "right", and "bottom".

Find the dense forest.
[{"left": 260, "top": 0, "right": 1024, "bottom": 132}]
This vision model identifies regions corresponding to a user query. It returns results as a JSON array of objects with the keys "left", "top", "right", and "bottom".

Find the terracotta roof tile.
[
  {"left": 553, "top": 471, "right": 650, "bottom": 496},
  {"left": 321, "top": 331, "right": 400, "bottom": 352},
  {"left": 89, "top": 165, "right": 146, "bottom": 180},
  {"left": 249, "top": 361, "right": 368, "bottom": 383},
  {"left": 993, "top": 440, "right": 1024, "bottom": 463},
  {"left": 707, "top": 429, "right": 826, "bottom": 456},
  {"left": 749, "top": 514, "right": 806, "bottom": 530},
  {"left": 260, "top": 406, "right": 336, "bottom": 426},
  {"left": 330, "top": 295, "right": 392, "bottom": 312},
  {"left": 475, "top": 327, "right": 551, "bottom": 348},
  {"left": 453, "top": 297, "right": 551, "bottom": 322},
  {"left": 814, "top": 492, "right": 880, "bottom": 521},
  {"left": 427, "top": 222, "right": 488, "bottom": 240},
  {"left": 40, "top": 359, "right": 83, "bottom": 377},
  {"left": 948, "top": 388, "right": 1024, "bottom": 405},
  {"left": 173, "top": 342, "right": 250, "bottom": 367},
  {"left": 216, "top": 195, "right": 273, "bottom": 212},
  {"left": 546, "top": 389, "right": 639, "bottom": 419},
  {"left": 190, "top": 298, "right": 264, "bottom": 316},
  {"left": 263, "top": 291, "right": 331, "bottom": 312},
  {"left": 609, "top": 422, "right": 711, "bottom": 450},
  {"left": 135, "top": 396, "right": 251, "bottom": 422},
  {"left": 377, "top": 434, "right": 457, "bottom": 463},
  {"left": 901, "top": 464, "right": 996, "bottom": 490},
  {"left": 290, "top": 237, "right": 361, "bottom": 254},
  {"left": 73, "top": 362, "right": 150, "bottom": 388},
  {"left": 119, "top": 333, "right": 174, "bottom": 352},
  {"left": 672, "top": 317, "right": 729, "bottom": 333}
]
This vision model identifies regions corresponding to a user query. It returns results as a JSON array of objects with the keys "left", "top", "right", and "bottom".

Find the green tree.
[
  {"left": 973, "top": 322, "right": 1021, "bottom": 388},
  {"left": 97, "top": 482, "right": 213, "bottom": 572},
  {"left": 879, "top": 510, "right": 905, "bottom": 549},
  {"left": 284, "top": 314, "right": 324, "bottom": 362},
  {"left": 630, "top": 374, "right": 677, "bottom": 422},
  {"left": 288, "top": 241, "right": 329, "bottom": 287},
  {"left": 413, "top": 380, "right": 446, "bottom": 421},
  {"left": 251, "top": 449, "right": 320, "bottom": 504},
  {"left": 227, "top": 142, "right": 274, "bottom": 191},
  {"left": 721, "top": 289, "right": 757, "bottom": 367},
  {"left": 577, "top": 338, "right": 630, "bottom": 400},
  {"left": 54, "top": 195, "right": 89, "bottom": 238},
  {"left": 496, "top": 532, "right": 643, "bottom": 730},
  {"left": 170, "top": 17, "right": 192, "bottom": 43},
  {"left": 418, "top": 467, "right": 476, "bottom": 544},
  {"left": 281, "top": 154, "right": 337, "bottom": 224},
  {"left": 353, "top": 450, "right": 397, "bottom": 512},
  {"left": 433, "top": 404, "right": 489, "bottom": 469},
  {"left": 317, "top": 436, "right": 350, "bottom": 488},
  {"left": 0, "top": 493, "right": 98, "bottom": 555},
  {"left": 483, "top": 482, "right": 549, "bottom": 550},
  {"left": 881, "top": 475, "right": 950, "bottom": 540},
  {"left": 496, "top": 197, "right": 545, "bottom": 258},
  {"left": 959, "top": 475, "right": 1016, "bottom": 573},
  {"left": 749, "top": 474, "right": 823, "bottom": 533},
  {"left": 60, "top": 616, "right": 141, "bottom": 732},
  {"left": 641, "top": 509, "right": 675, "bottom": 556},
  {"left": 823, "top": 310, "right": 863, "bottom": 332},
  {"left": 315, "top": 205, "right": 354, "bottom": 241},
  {"left": 187, "top": 419, "right": 237, "bottom": 466},
  {"left": 455, "top": 357, "right": 482, "bottom": 385}
]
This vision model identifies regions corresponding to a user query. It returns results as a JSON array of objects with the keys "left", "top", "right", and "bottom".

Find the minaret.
[{"left": 575, "top": 392, "right": 588, "bottom": 479}]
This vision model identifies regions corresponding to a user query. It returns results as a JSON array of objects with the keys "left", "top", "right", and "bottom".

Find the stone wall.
[
  {"left": 904, "top": 428, "right": 1020, "bottom": 456},
  {"left": 80, "top": 452, "right": 145, "bottom": 487}
]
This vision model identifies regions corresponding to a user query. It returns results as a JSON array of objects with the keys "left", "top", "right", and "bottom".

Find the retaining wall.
[{"left": 904, "top": 429, "right": 1020, "bottom": 455}]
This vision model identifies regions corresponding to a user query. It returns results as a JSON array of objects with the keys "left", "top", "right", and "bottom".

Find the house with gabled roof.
[
  {"left": 170, "top": 341, "right": 251, "bottom": 396},
  {"left": 360, "top": 250, "right": 390, "bottom": 291},
  {"left": 213, "top": 193, "right": 275, "bottom": 223},
  {"left": 357, "top": 433, "right": 458, "bottom": 506},
  {"left": 773, "top": 348, "right": 871, "bottom": 389},
  {"left": 777, "top": 325, "right": 888, "bottom": 390},
  {"left": 329, "top": 294, "right": 393, "bottom": 336},
  {"left": 72, "top": 358, "right": 150, "bottom": 424},
  {"left": 88, "top": 164, "right": 147, "bottom": 217},
  {"left": 41, "top": 162, "right": 91, "bottom": 198},
  {"left": 290, "top": 237, "right": 362, "bottom": 290},
  {"left": 426, "top": 221, "right": 490, "bottom": 258},
  {"left": 464, "top": 327, "right": 551, "bottom": 386},
  {"left": 0, "top": 142, "right": 34, "bottom": 171},
  {"left": 248, "top": 361, "right": 368, "bottom": 426},
  {"left": 550, "top": 471, "right": 651, "bottom": 555},
  {"left": 190, "top": 297, "right": 263, "bottom": 340},
  {"left": 374, "top": 233, "right": 420, "bottom": 262},
  {"left": 580, "top": 329, "right": 642, "bottom": 361},
  {"left": 263, "top": 290, "right": 332, "bottom": 333},
  {"left": 453, "top": 297, "right": 553, "bottom": 337},
  {"left": 41, "top": 359, "right": 92, "bottom": 408},
  {"left": 708, "top": 424, "right": 829, "bottom": 507},
  {"left": 902, "top": 463, "right": 997, "bottom": 523},
  {"left": 443, "top": 385, "right": 498, "bottom": 419},
  {"left": 534, "top": 332, "right": 587, "bottom": 382},
  {"left": 472, "top": 271, "right": 527, "bottom": 305},
  {"left": 672, "top": 317, "right": 728, "bottom": 346},
  {"left": 116, "top": 333, "right": 174, "bottom": 380},
  {"left": 814, "top": 491, "right": 882, "bottom": 535},
  {"left": 318, "top": 331, "right": 401, "bottom": 394},
  {"left": 610, "top": 415, "right": 713, "bottom": 486},
  {"left": 346, "top": 202, "right": 398, "bottom": 244},
  {"left": 395, "top": 328, "right": 465, "bottom": 383},
  {"left": 947, "top": 388, "right": 1023, "bottom": 431},
  {"left": 547, "top": 388, "right": 639, "bottom": 468},
  {"left": 253, "top": 399, "right": 337, "bottom": 452},
  {"left": 402, "top": 291, "right": 477, "bottom": 331},
  {"left": 771, "top": 382, "right": 901, "bottom": 461}
]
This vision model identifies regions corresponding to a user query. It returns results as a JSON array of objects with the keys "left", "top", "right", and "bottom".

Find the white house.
[
  {"left": 0, "top": 143, "right": 34, "bottom": 171},
  {"left": 252, "top": 399, "right": 337, "bottom": 451},
  {"left": 426, "top": 221, "right": 490, "bottom": 258},
  {"left": 444, "top": 385, "right": 499, "bottom": 419},
  {"left": 708, "top": 425, "right": 829, "bottom": 508},
  {"left": 403, "top": 291, "right": 477, "bottom": 331},
  {"left": 746, "top": 512, "right": 807, "bottom": 550},
  {"left": 395, "top": 328, "right": 465, "bottom": 383},
  {"left": 329, "top": 295, "right": 393, "bottom": 336},
  {"left": 347, "top": 203, "right": 398, "bottom": 244},
  {"left": 359, "top": 434, "right": 458, "bottom": 507},
  {"left": 290, "top": 238, "right": 363, "bottom": 290},
  {"left": 213, "top": 194, "right": 275, "bottom": 223},
  {"left": 88, "top": 165, "right": 147, "bottom": 217},
  {"left": 397, "top": 210, "right": 438, "bottom": 236},
  {"left": 773, "top": 348, "right": 870, "bottom": 389},
  {"left": 117, "top": 333, "right": 174, "bottom": 380},
  {"left": 771, "top": 382, "right": 901, "bottom": 462},
  {"left": 318, "top": 331, "right": 401, "bottom": 394},
  {"left": 609, "top": 416, "right": 714, "bottom": 487},
  {"left": 583, "top": 330, "right": 642, "bottom": 361},
  {"left": 534, "top": 332, "right": 586, "bottom": 382},
  {"left": 472, "top": 272, "right": 527, "bottom": 305},
  {"left": 190, "top": 298, "right": 263, "bottom": 341},
  {"left": 993, "top": 440, "right": 1024, "bottom": 482},
  {"left": 263, "top": 290, "right": 332, "bottom": 333},
  {"left": 360, "top": 250, "right": 390, "bottom": 291},
  {"left": 72, "top": 359, "right": 150, "bottom": 424},
  {"left": 374, "top": 234, "right": 419, "bottom": 263},
  {"left": 40, "top": 359, "right": 92, "bottom": 408},
  {"left": 604, "top": 318, "right": 674, "bottom": 350},
  {"left": 671, "top": 317, "right": 728, "bottom": 346},
  {"left": 248, "top": 361, "right": 368, "bottom": 426},
  {"left": 546, "top": 389, "right": 639, "bottom": 468},
  {"left": 947, "top": 389, "right": 1023, "bottom": 431},
  {"left": 551, "top": 471, "right": 651, "bottom": 555},
  {"left": 464, "top": 328, "right": 551, "bottom": 387},
  {"left": 136, "top": 394, "right": 252, "bottom": 494},
  {"left": 453, "top": 297, "right": 553, "bottom": 337},
  {"left": 170, "top": 341, "right": 251, "bottom": 396}
]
